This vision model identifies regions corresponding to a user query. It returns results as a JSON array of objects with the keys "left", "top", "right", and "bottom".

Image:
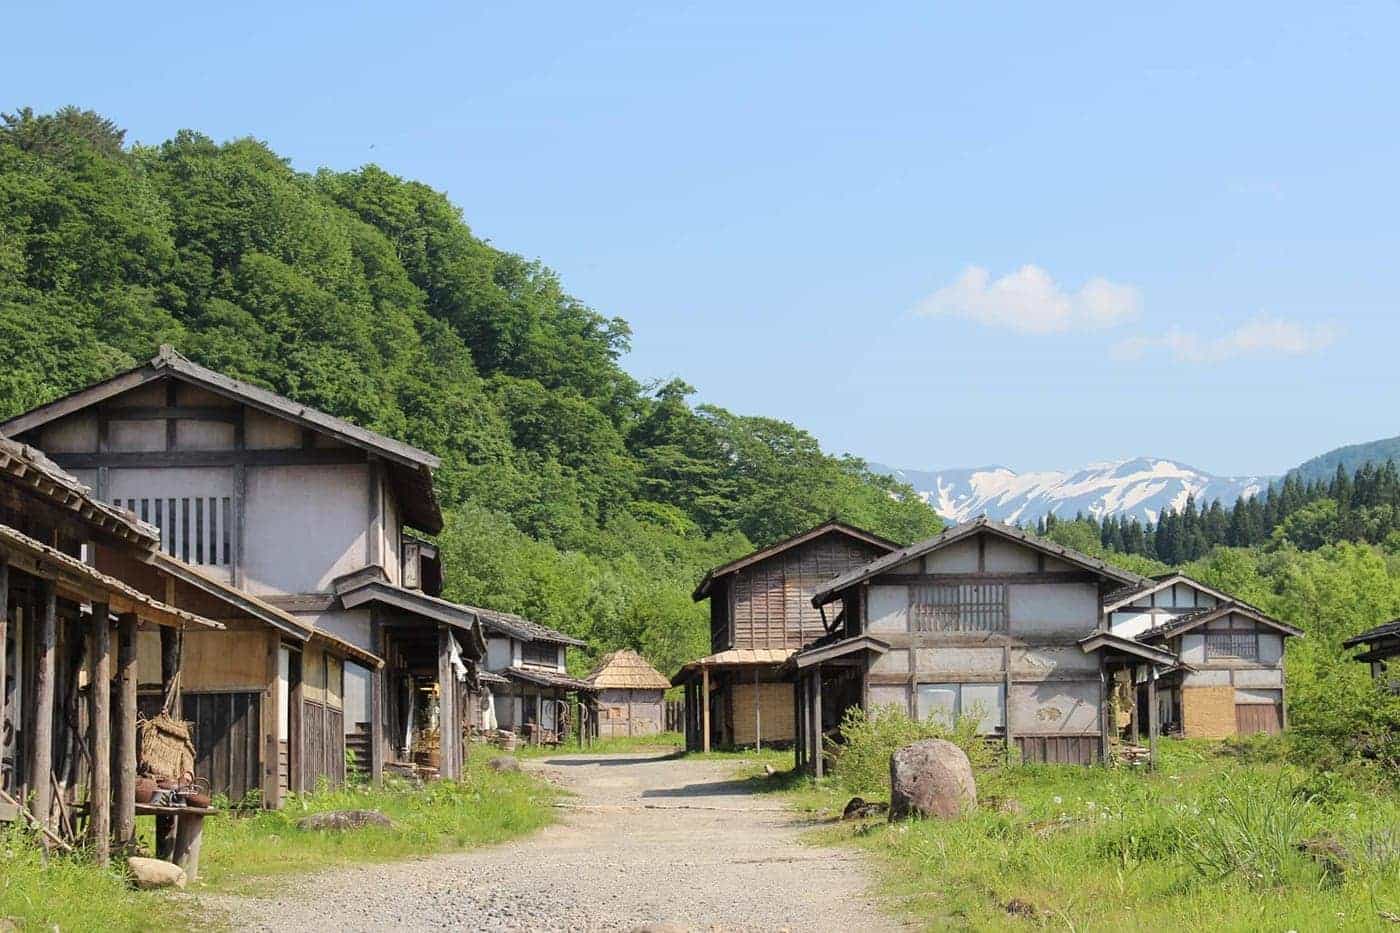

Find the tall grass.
[{"left": 828, "top": 704, "right": 999, "bottom": 797}]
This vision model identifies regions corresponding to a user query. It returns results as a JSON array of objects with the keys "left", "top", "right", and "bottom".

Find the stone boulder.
[
  {"left": 296, "top": 809, "right": 395, "bottom": 832},
  {"left": 127, "top": 856, "right": 187, "bottom": 889},
  {"left": 888, "top": 738, "right": 976, "bottom": 821},
  {"left": 488, "top": 756, "right": 522, "bottom": 773}
]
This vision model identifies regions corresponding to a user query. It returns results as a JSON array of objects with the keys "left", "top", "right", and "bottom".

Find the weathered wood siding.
[
  {"left": 183, "top": 691, "right": 261, "bottom": 803},
  {"left": 595, "top": 688, "right": 665, "bottom": 737},
  {"left": 727, "top": 533, "right": 887, "bottom": 651}
]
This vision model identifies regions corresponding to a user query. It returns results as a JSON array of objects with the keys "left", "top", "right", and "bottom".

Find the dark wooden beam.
[
  {"left": 28, "top": 581, "right": 57, "bottom": 833},
  {"left": 437, "top": 626, "right": 458, "bottom": 780},
  {"left": 113, "top": 613, "right": 138, "bottom": 848},
  {"left": 88, "top": 602, "right": 112, "bottom": 865},
  {"left": 872, "top": 571, "right": 1101, "bottom": 586},
  {"left": 48, "top": 448, "right": 368, "bottom": 470}
]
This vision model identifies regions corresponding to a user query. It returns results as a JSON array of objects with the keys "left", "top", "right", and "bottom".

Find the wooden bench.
[{"left": 135, "top": 802, "right": 216, "bottom": 883}]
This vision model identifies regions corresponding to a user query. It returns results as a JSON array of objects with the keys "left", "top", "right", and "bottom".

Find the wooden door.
[{"left": 1235, "top": 703, "right": 1282, "bottom": 736}]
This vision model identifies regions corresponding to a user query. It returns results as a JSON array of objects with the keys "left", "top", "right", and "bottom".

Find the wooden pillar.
[
  {"left": 260, "top": 630, "right": 281, "bottom": 810},
  {"left": 113, "top": 614, "right": 138, "bottom": 848},
  {"left": 369, "top": 617, "right": 384, "bottom": 786},
  {"left": 437, "top": 626, "right": 457, "bottom": 780},
  {"left": 88, "top": 603, "right": 112, "bottom": 865},
  {"left": 753, "top": 667, "right": 761, "bottom": 751},
  {"left": 812, "top": 669, "right": 824, "bottom": 779},
  {"left": 0, "top": 561, "right": 7, "bottom": 778},
  {"left": 1098, "top": 667, "right": 1111, "bottom": 765},
  {"left": 792, "top": 678, "right": 803, "bottom": 772},
  {"left": 700, "top": 667, "right": 711, "bottom": 754},
  {"left": 1147, "top": 666, "right": 1159, "bottom": 771},
  {"left": 28, "top": 581, "right": 56, "bottom": 831},
  {"left": 1003, "top": 646, "right": 1014, "bottom": 761}
]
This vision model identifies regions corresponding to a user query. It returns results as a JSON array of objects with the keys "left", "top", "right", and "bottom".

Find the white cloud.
[
  {"left": 1111, "top": 314, "right": 1340, "bottom": 364},
  {"left": 913, "top": 264, "right": 1141, "bottom": 335}
]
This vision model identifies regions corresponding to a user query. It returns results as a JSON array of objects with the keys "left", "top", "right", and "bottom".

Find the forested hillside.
[{"left": 0, "top": 107, "right": 941, "bottom": 675}]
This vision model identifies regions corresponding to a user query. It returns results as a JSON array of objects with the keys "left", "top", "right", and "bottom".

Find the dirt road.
[{"left": 214, "top": 751, "right": 899, "bottom": 932}]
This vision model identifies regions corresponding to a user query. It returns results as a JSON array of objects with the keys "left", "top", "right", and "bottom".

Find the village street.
[{"left": 211, "top": 752, "right": 901, "bottom": 932}]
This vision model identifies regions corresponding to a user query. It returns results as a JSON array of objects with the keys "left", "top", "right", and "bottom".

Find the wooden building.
[
  {"left": 2, "top": 347, "right": 485, "bottom": 797},
  {"left": 674, "top": 521, "right": 896, "bottom": 751},
  {"left": 796, "top": 518, "right": 1181, "bottom": 772},
  {"left": 1105, "top": 574, "right": 1301, "bottom": 738},
  {"left": 584, "top": 650, "right": 670, "bottom": 737},
  {"left": 1345, "top": 621, "right": 1400, "bottom": 691},
  {"left": 478, "top": 606, "right": 592, "bottom": 744},
  {"left": 0, "top": 435, "right": 223, "bottom": 859}
]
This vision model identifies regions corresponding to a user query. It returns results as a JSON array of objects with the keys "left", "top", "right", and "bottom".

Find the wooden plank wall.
[
  {"left": 729, "top": 535, "right": 886, "bottom": 650},
  {"left": 1015, "top": 735, "right": 1099, "bottom": 765},
  {"left": 182, "top": 691, "right": 261, "bottom": 803}
]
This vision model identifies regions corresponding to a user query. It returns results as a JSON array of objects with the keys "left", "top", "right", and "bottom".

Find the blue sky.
[{"left": 6, "top": 2, "right": 1398, "bottom": 476}]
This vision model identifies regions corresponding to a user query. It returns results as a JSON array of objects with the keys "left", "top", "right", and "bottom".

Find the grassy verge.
[
  {"left": 768, "top": 740, "right": 1400, "bottom": 931},
  {"left": 1, "top": 756, "right": 559, "bottom": 930}
]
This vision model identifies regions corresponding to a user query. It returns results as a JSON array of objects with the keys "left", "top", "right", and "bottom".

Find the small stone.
[
  {"left": 488, "top": 756, "right": 522, "bottom": 773},
  {"left": 841, "top": 796, "right": 888, "bottom": 820},
  {"left": 1005, "top": 898, "right": 1037, "bottom": 918},
  {"left": 127, "top": 856, "right": 187, "bottom": 889}
]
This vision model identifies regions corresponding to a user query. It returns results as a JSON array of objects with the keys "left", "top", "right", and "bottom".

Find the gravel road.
[{"left": 211, "top": 751, "right": 900, "bottom": 932}]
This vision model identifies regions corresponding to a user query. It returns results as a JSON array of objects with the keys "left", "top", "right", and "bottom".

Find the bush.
[
  {"left": 1177, "top": 769, "right": 1320, "bottom": 888},
  {"left": 828, "top": 704, "right": 998, "bottom": 798}
]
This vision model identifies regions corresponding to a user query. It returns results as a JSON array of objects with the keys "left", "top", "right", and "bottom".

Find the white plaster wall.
[
  {"left": 924, "top": 537, "right": 979, "bottom": 572},
  {"left": 1012, "top": 646, "right": 1099, "bottom": 678},
  {"left": 486, "top": 637, "right": 513, "bottom": 672},
  {"left": 1041, "top": 556, "right": 1072, "bottom": 572},
  {"left": 245, "top": 409, "right": 301, "bottom": 449},
  {"left": 1235, "top": 687, "right": 1282, "bottom": 705},
  {"left": 1010, "top": 681, "right": 1100, "bottom": 735},
  {"left": 243, "top": 462, "right": 368, "bottom": 595},
  {"left": 869, "top": 648, "right": 909, "bottom": 675},
  {"left": 1234, "top": 668, "right": 1285, "bottom": 688},
  {"left": 1183, "top": 669, "right": 1231, "bottom": 686},
  {"left": 175, "top": 419, "right": 235, "bottom": 450},
  {"left": 1007, "top": 583, "right": 1098, "bottom": 636},
  {"left": 1258, "top": 632, "right": 1284, "bottom": 664},
  {"left": 304, "top": 608, "right": 373, "bottom": 652},
  {"left": 867, "top": 685, "right": 908, "bottom": 711},
  {"left": 108, "top": 420, "right": 164, "bottom": 452},
  {"left": 382, "top": 485, "right": 401, "bottom": 585},
  {"left": 917, "top": 647, "right": 1003, "bottom": 673},
  {"left": 40, "top": 413, "right": 97, "bottom": 452},
  {"left": 343, "top": 661, "right": 372, "bottom": 733},
  {"left": 867, "top": 585, "right": 908, "bottom": 634},
  {"left": 983, "top": 537, "right": 1038, "bottom": 572},
  {"left": 1110, "top": 610, "right": 1156, "bottom": 638},
  {"left": 1179, "top": 634, "right": 1206, "bottom": 664}
]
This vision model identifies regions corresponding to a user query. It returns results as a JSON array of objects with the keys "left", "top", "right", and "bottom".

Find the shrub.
[
  {"left": 1177, "top": 769, "right": 1320, "bottom": 888},
  {"left": 828, "top": 704, "right": 998, "bottom": 798}
]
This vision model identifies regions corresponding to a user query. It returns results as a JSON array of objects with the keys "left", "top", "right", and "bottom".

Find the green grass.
[
  {"left": 1, "top": 756, "right": 559, "bottom": 930},
  {"left": 767, "top": 739, "right": 1400, "bottom": 931}
]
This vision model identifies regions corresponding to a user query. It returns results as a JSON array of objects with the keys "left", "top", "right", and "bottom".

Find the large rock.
[
  {"left": 488, "top": 756, "right": 522, "bottom": 772},
  {"left": 127, "top": 856, "right": 187, "bottom": 889},
  {"left": 888, "top": 738, "right": 976, "bottom": 821},
  {"left": 296, "top": 809, "right": 395, "bottom": 831}
]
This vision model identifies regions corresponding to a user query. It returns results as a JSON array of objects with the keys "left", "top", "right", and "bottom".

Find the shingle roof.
[
  {"left": 585, "top": 649, "right": 671, "bottom": 690},
  {"left": 0, "top": 435, "right": 158, "bottom": 547},
  {"left": 1136, "top": 601, "right": 1304, "bottom": 641},
  {"left": 811, "top": 516, "right": 1149, "bottom": 607},
  {"left": 1343, "top": 620, "right": 1400, "bottom": 647},
  {"left": 472, "top": 606, "right": 587, "bottom": 648},
  {"left": 503, "top": 667, "right": 596, "bottom": 692}
]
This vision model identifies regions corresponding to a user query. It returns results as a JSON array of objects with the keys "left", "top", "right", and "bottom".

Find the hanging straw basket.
[{"left": 138, "top": 712, "right": 196, "bottom": 782}]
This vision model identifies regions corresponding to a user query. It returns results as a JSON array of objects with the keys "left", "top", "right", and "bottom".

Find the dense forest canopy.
[{"left": 0, "top": 107, "right": 942, "bottom": 676}]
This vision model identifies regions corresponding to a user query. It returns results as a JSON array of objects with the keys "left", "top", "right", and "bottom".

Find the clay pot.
[
  {"left": 185, "top": 792, "right": 212, "bottom": 808},
  {"left": 135, "top": 777, "right": 158, "bottom": 804}
]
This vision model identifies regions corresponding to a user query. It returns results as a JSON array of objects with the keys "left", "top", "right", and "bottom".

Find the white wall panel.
[
  {"left": 1009, "top": 681, "right": 1100, "bottom": 735},
  {"left": 867, "top": 585, "right": 908, "bottom": 633},
  {"left": 1008, "top": 583, "right": 1098, "bottom": 635}
]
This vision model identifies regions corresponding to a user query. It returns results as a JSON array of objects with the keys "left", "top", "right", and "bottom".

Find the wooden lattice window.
[
  {"left": 521, "top": 641, "right": 557, "bottom": 667},
  {"left": 910, "top": 584, "right": 1008, "bottom": 633},
  {"left": 118, "top": 496, "right": 231, "bottom": 566},
  {"left": 1205, "top": 631, "right": 1258, "bottom": 660}
]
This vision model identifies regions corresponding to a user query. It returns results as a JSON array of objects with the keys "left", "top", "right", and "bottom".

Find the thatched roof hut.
[{"left": 584, "top": 650, "right": 670, "bottom": 736}]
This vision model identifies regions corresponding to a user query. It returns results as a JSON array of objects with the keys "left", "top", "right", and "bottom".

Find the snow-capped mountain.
[{"left": 875, "top": 458, "right": 1272, "bottom": 526}]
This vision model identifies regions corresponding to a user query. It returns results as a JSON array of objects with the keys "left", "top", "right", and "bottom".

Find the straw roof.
[{"left": 585, "top": 649, "right": 671, "bottom": 691}]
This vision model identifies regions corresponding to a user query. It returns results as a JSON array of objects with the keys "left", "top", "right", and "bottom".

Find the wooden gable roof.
[
  {"left": 811, "top": 516, "right": 1148, "bottom": 607},
  {"left": 0, "top": 346, "right": 444, "bottom": 533},
  {"left": 691, "top": 520, "right": 898, "bottom": 601}
]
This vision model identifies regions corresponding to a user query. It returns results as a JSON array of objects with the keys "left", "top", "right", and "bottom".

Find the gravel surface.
[{"left": 211, "top": 751, "right": 901, "bottom": 932}]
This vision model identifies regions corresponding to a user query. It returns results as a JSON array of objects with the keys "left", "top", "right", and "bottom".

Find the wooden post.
[
  {"left": 28, "top": 581, "right": 56, "bottom": 832},
  {"left": 812, "top": 669, "right": 824, "bottom": 779},
  {"left": 260, "top": 630, "right": 281, "bottom": 810},
  {"left": 437, "top": 626, "right": 457, "bottom": 780},
  {"left": 114, "top": 614, "right": 138, "bottom": 848},
  {"left": 1147, "top": 666, "right": 1159, "bottom": 771},
  {"left": 0, "top": 561, "right": 7, "bottom": 778},
  {"left": 792, "top": 678, "right": 803, "bottom": 772},
  {"left": 160, "top": 625, "right": 181, "bottom": 714},
  {"left": 753, "top": 667, "right": 761, "bottom": 752},
  {"left": 369, "top": 617, "right": 384, "bottom": 786},
  {"left": 88, "top": 603, "right": 111, "bottom": 865},
  {"left": 700, "top": 666, "right": 711, "bottom": 754},
  {"left": 1003, "top": 645, "right": 1014, "bottom": 761},
  {"left": 1099, "top": 667, "right": 1111, "bottom": 765}
]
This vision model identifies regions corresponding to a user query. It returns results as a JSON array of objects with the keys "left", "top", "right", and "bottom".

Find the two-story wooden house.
[
  {"left": 798, "top": 518, "right": 1181, "bottom": 771},
  {"left": 2, "top": 347, "right": 485, "bottom": 803},
  {"left": 674, "top": 521, "right": 897, "bottom": 751},
  {"left": 1105, "top": 574, "right": 1301, "bottom": 738},
  {"left": 476, "top": 606, "right": 592, "bottom": 743},
  {"left": 1344, "top": 621, "right": 1400, "bottom": 691}
]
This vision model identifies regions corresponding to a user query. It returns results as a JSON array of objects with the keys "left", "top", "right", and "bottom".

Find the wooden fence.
[{"left": 663, "top": 699, "right": 686, "bottom": 735}]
